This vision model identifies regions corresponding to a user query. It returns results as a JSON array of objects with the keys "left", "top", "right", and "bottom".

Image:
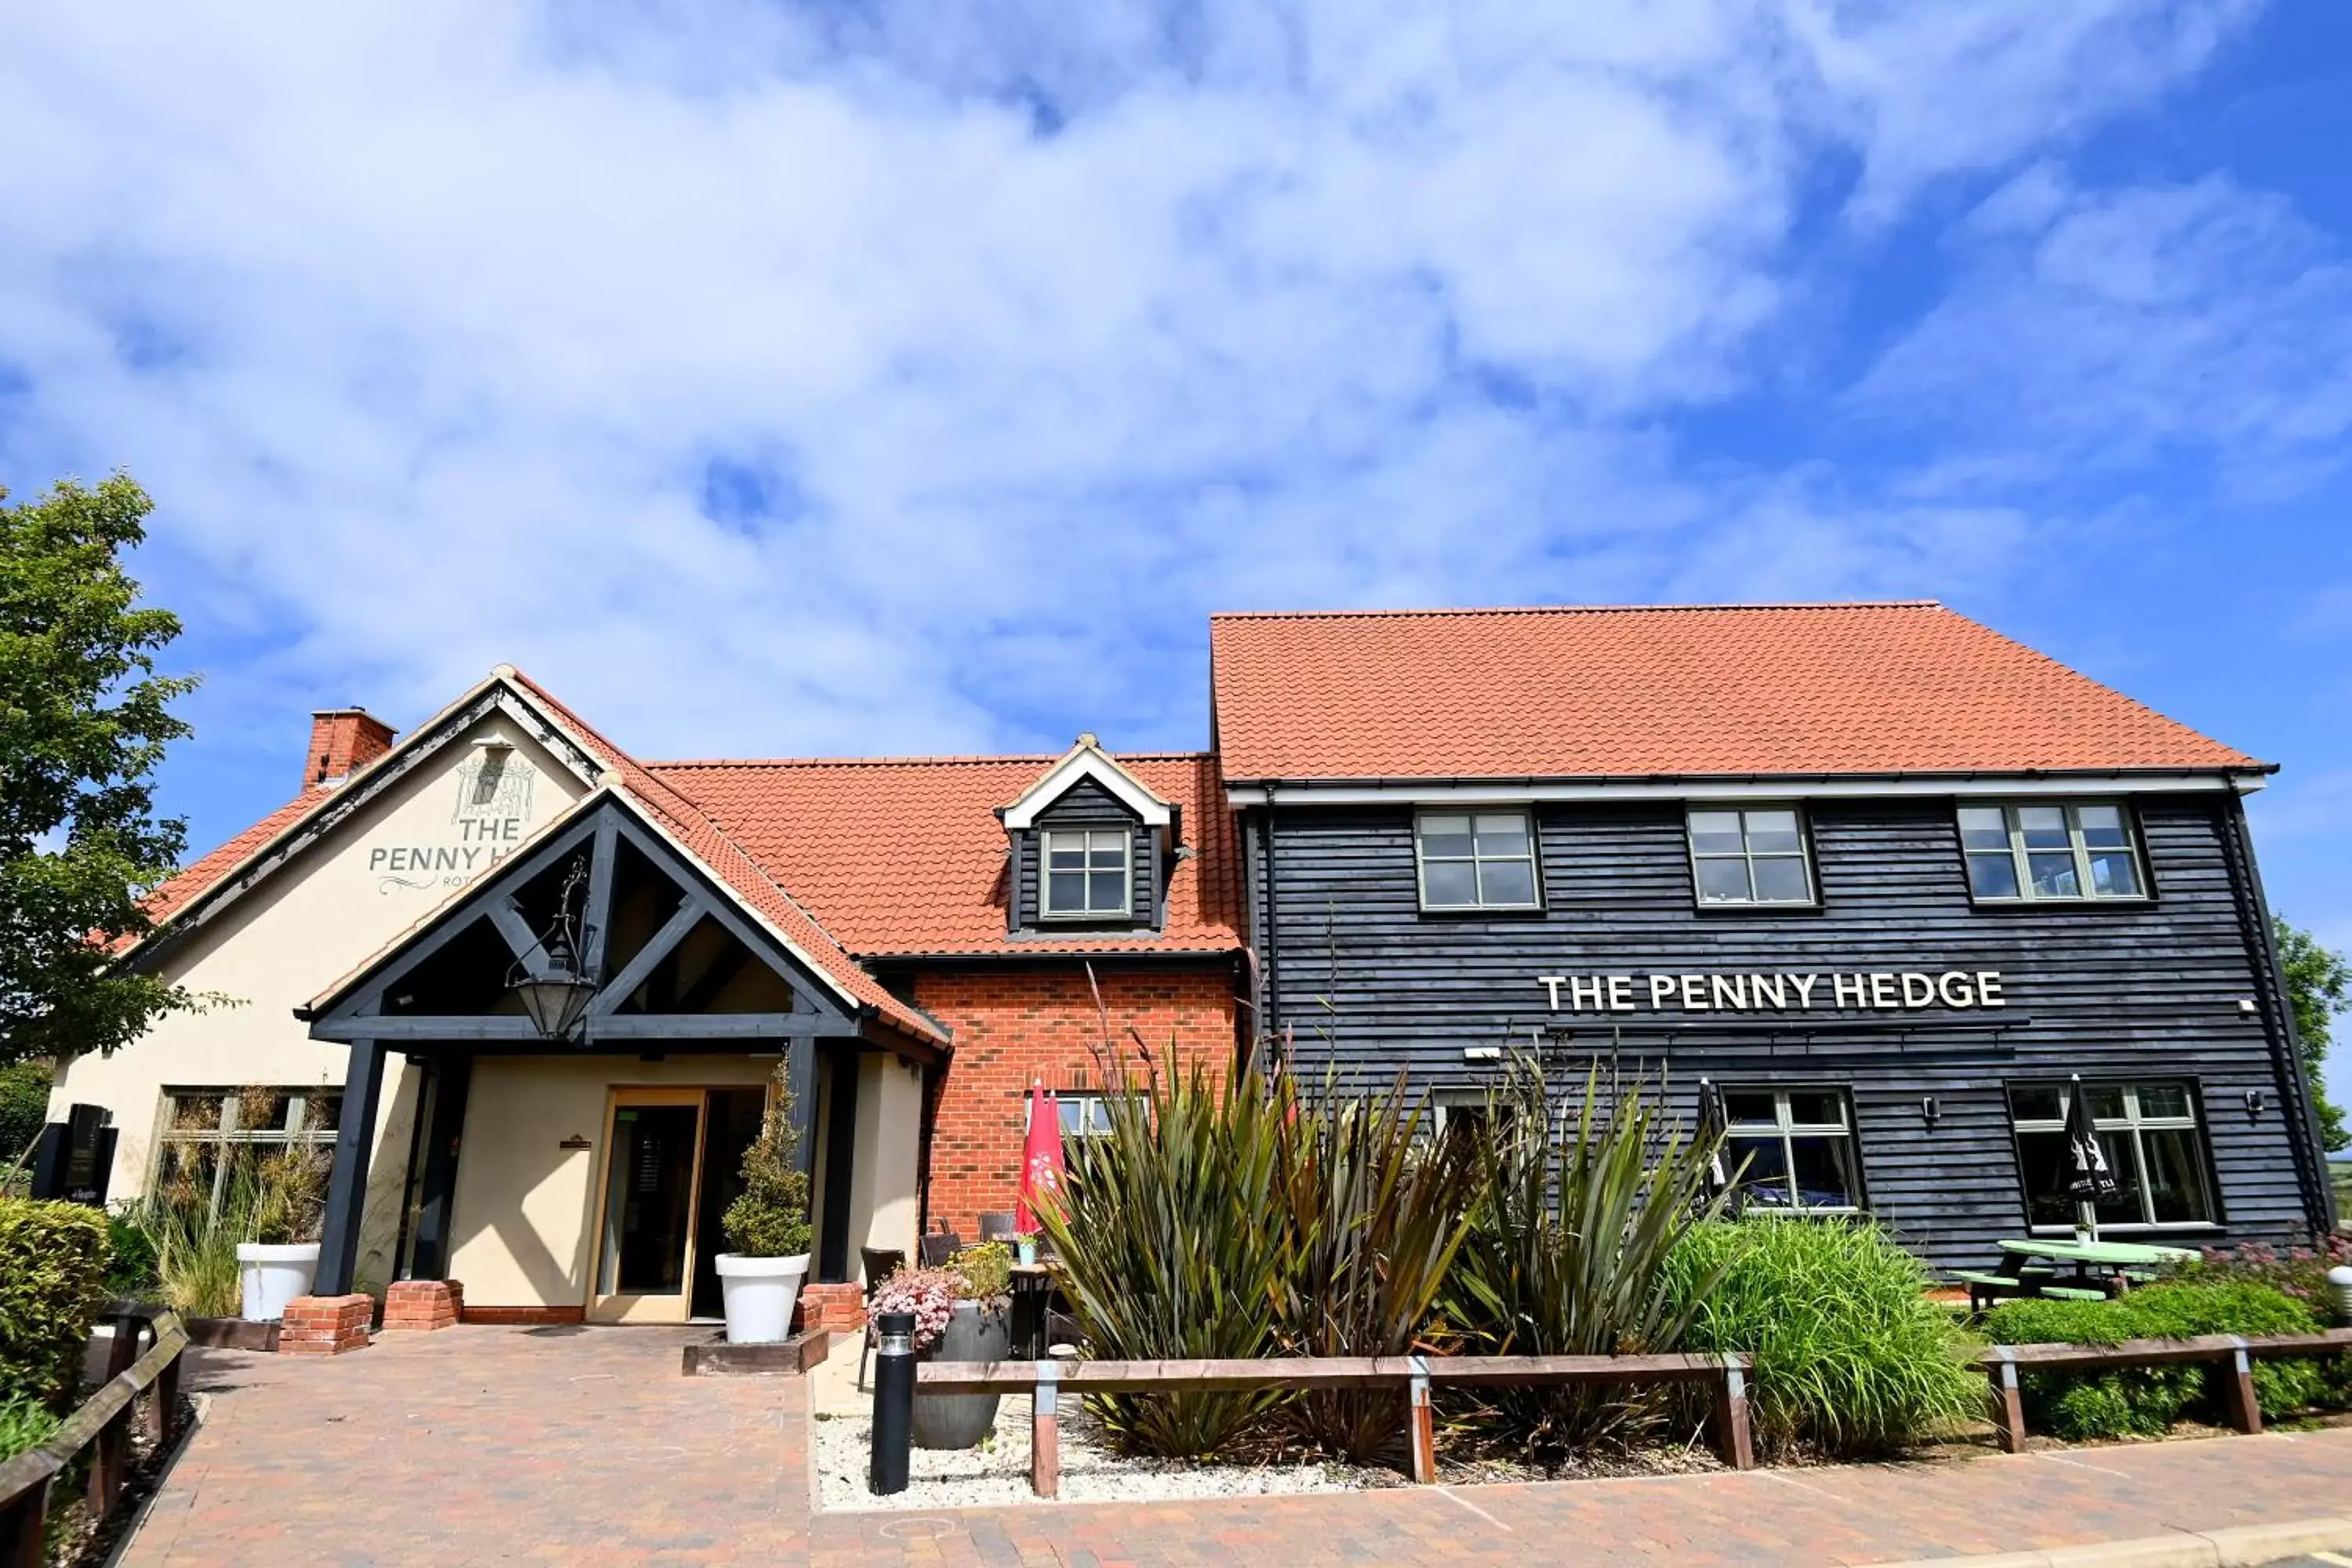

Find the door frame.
[{"left": 586, "top": 1087, "right": 711, "bottom": 1324}]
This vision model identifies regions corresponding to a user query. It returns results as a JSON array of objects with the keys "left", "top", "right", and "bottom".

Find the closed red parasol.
[{"left": 1017, "top": 1082, "right": 1066, "bottom": 1232}]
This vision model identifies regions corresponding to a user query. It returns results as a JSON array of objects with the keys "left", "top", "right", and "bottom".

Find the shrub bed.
[
  {"left": 0, "top": 1196, "right": 112, "bottom": 1417},
  {"left": 1982, "top": 1279, "right": 2342, "bottom": 1439},
  {"left": 1668, "top": 1219, "right": 1981, "bottom": 1459}
]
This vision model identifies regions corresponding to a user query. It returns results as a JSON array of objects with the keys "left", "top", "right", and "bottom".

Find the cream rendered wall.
[
  {"left": 446, "top": 1054, "right": 781, "bottom": 1308},
  {"left": 48, "top": 712, "right": 590, "bottom": 1289},
  {"left": 844, "top": 1052, "right": 922, "bottom": 1264}
]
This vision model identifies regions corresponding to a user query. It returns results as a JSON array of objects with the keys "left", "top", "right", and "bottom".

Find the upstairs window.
[
  {"left": 1416, "top": 811, "right": 1540, "bottom": 910},
  {"left": 1688, "top": 807, "right": 1815, "bottom": 906},
  {"left": 1042, "top": 828, "right": 1130, "bottom": 918},
  {"left": 1960, "top": 803, "right": 2144, "bottom": 902}
]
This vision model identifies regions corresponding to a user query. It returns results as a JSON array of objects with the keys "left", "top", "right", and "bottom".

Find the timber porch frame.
[{"left": 292, "top": 791, "right": 941, "bottom": 1298}]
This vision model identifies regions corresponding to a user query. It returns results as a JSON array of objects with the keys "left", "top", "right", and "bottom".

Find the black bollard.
[{"left": 869, "top": 1309, "right": 916, "bottom": 1495}]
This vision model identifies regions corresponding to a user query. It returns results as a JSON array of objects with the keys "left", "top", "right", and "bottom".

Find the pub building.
[
  {"left": 42, "top": 601, "right": 2333, "bottom": 1335},
  {"left": 1212, "top": 602, "right": 2336, "bottom": 1269}
]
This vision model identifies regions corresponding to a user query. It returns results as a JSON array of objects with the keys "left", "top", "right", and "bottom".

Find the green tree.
[
  {"left": 1, "top": 474, "right": 203, "bottom": 1068},
  {"left": 2275, "top": 916, "right": 2349, "bottom": 1152}
]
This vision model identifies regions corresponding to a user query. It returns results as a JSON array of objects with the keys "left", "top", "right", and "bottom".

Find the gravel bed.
[{"left": 812, "top": 1394, "right": 1400, "bottom": 1512}]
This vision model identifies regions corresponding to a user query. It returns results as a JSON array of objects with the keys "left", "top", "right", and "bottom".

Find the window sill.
[
  {"left": 2025, "top": 1221, "right": 2221, "bottom": 1236},
  {"left": 1416, "top": 904, "right": 1548, "bottom": 920}
]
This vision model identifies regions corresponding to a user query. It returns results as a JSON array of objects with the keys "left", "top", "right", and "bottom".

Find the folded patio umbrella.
[
  {"left": 1695, "top": 1078, "right": 1731, "bottom": 1205},
  {"left": 1016, "top": 1082, "right": 1065, "bottom": 1234},
  {"left": 2063, "top": 1073, "right": 2120, "bottom": 1241}
]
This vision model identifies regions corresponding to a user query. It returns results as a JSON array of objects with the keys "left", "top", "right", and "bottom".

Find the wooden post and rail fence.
[
  {"left": 0, "top": 1304, "right": 189, "bottom": 1568},
  {"left": 917, "top": 1351, "right": 1757, "bottom": 1498},
  {"left": 916, "top": 1327, "right": 2352, "bottom": 1500}
]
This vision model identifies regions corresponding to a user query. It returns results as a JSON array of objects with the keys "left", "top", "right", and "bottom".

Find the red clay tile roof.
[
  {"left": 505, "top": 673, "right": 949, "bottom": 1042},
  {"left": 126, "top": 671, "right": 951, "bottom": 1046},
  {"left": 118, "top": 792, "right": 319, "bottom": 953},
  {"left": 648, "top": 753, "right": 1243, "bottom": 958},
  {"left": 1209, "top": 603, "right": 2266, "bottom": 782}
]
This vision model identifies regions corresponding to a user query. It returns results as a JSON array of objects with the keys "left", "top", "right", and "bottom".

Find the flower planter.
[
  {"left": 911, "top": 1300, "right": 1011, "bottom": 1450},
  {"left": 716, "top": 1252, "right": 810, "bottom": 1345},
  {"left": 236, "top": 1242, "right": 321, "bottom": 1323}
]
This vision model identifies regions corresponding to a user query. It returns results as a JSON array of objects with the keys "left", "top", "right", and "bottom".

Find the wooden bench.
[
  {"left": 1951, "top": 1272, "right": 2107, "bottom": 1311},
  {"left": 1973, "top": 1327, "right": 2352, "bottom": 1453},
  {"left": 915, "top": 1351, "right": 1755, "bottom": 1497}
]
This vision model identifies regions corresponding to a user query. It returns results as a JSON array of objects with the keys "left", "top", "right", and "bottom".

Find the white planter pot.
[
  {"left": 236, "top": 1242, "right": 321, "bottom": 1322},
  {"left": 716, "top": 1252, "right": 810, "bottom": 1345}
]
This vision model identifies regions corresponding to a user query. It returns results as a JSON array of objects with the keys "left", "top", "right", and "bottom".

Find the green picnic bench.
[{"left": 1953, "top": 1237, "right": 2198, "bottom": 1316}]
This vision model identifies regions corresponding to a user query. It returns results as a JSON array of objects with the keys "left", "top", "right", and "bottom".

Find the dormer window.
[{"left": 1043, "top": 828, "right": 1130, "bottom": 918}]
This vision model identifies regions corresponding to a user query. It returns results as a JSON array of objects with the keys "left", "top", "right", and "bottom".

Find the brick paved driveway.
[
  {"left": 125, "top": 1326, "right": 806, "bottom": 1566},
  {"left": 125, "top": 1326, "right": 2352, "bottom": 1566}
]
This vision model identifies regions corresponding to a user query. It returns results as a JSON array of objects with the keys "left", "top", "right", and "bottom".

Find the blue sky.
[{"left": 4, "top": 2, "right": 2350, "bottom": 1112}]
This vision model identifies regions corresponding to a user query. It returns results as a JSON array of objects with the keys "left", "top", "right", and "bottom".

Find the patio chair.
[
  {"left": 978, "top": 1210, "right": 1018, "bottom": 1242},
  {"left": 919, "top": 1230, "right": 961, "bottom": 1267},
  {"left": 855, "top": 1246, "right": 906, "bottom": 1392}
]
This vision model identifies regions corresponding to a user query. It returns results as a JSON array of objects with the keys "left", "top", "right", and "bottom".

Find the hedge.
[
  {"left": 0, "top": 1196, "right": 113, "bottom": 1413},
  {"left": 1982, "top": 1279, "right": 2342, "bottom": 1439}
]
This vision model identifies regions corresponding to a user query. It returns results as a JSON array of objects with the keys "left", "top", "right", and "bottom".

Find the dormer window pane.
[{"left": 1043, "top": 828, "right": 1131, "bottom": 917}]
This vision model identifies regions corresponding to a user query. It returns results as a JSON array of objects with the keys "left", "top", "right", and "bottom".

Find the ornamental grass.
[
  {"left": 1442, "top": 1064, "right": 1732, "bottom": 1457},
  {"left": 1667, "top": 1218, "right": 1983, "bottom": 1459}
]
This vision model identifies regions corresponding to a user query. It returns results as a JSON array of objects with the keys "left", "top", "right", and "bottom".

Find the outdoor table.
[{"left": 1996, "top": 1236, "right": 2197, "bottom": 1294}]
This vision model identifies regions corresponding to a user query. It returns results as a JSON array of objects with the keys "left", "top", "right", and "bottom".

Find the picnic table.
[{"left": 1952, "top": 1236, "right": 2198, "bottom": 1313}]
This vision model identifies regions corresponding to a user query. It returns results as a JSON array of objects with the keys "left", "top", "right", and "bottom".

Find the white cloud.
[
  {"left": 1852, "top": 168, "right": 2352, "bottom": 498},
  {"left": 0, "top": 0, "right": 2276, "bottom": 782}
]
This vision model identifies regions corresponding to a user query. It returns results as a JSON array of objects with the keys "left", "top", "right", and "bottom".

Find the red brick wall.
[{"left": 914, "top": 964, "right": 1239, "bottom": 1240}]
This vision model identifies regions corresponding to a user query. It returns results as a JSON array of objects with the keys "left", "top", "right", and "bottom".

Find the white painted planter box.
[
  {"left": 716, "top": 1252, "right": 810, "bottom": 1344},
  {"left": 236, "top": 1241, "right": 321, "bottom": 1322}
]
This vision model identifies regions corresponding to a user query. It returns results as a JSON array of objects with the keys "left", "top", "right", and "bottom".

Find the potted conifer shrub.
[{"left": 715, "top": 1065, "right": 813, "bottom": 1344}]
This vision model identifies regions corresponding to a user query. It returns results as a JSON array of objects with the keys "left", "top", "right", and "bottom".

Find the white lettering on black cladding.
[{"left": 1535, "top": 970, "right": 2008, "bottom": 1012}]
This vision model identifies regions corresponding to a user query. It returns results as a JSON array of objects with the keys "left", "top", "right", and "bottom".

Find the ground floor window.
[
  {"left": 1722, "top": 1087, "right": 1864, "bottom": 1213},
  {"left": 1025, "top": 1091, "right": 1119, "bottom": 1143},
  {"left": 1430, "top": 1087, "right": 1516, "bottom": 1144},
  {"left": 151, "top": 1086, "right": 341, "bottom": 1222},
  {"left": 2009, "top": 1080, "right": 2215, "bottom": 1230}
]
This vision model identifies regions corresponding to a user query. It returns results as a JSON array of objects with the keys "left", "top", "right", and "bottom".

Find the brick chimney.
[{"left": 307, "top": 708, "right": 395, "bottom": 791}]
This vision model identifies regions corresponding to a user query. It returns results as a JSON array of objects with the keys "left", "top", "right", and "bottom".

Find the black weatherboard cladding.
[
  {"left": 1250, "top": 792, "right": 2321, "bottom": 1270},
  {"left": 1012, "top": 775, "right": 1160, "bottom": 931}
]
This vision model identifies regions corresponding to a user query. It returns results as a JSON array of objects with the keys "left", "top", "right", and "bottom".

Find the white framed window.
[
  {"left": 151, "top": 1086, "right": 340, "bottom": 1223},
  {"left": 1688, "top": 806, "right": 1816, "bottom": 906},
  {"left": 1415, "top": 811, "right": 1540, "bottom": 910},
  {"left": 1959, "top": 803, "right": 2146, "bottom": 902},
  {"left": 1041, "top": 828, "right": 1131, "bottom": 918},
  {"left": 1025, "top": 1091, "right": 1120, "bottom": 1142},
  {"left": 1722, "top": 1087, "right": 1863, "bottom": 1212},
  {"left": 2009, "top": 1080, "right": 2214, "bottom": 1231},
  {"left": 1430, "top": 1088, "right": 1508, "bottom": 1140}
]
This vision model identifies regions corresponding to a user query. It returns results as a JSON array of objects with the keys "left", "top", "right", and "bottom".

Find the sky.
[{"left": 3, "top": 2, "right": 2350, "bottom": 1113}]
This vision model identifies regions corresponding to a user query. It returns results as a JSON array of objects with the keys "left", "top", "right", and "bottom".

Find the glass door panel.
[{"left": 591, "top": 1092, "right": 706, "bottom": 1322}]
